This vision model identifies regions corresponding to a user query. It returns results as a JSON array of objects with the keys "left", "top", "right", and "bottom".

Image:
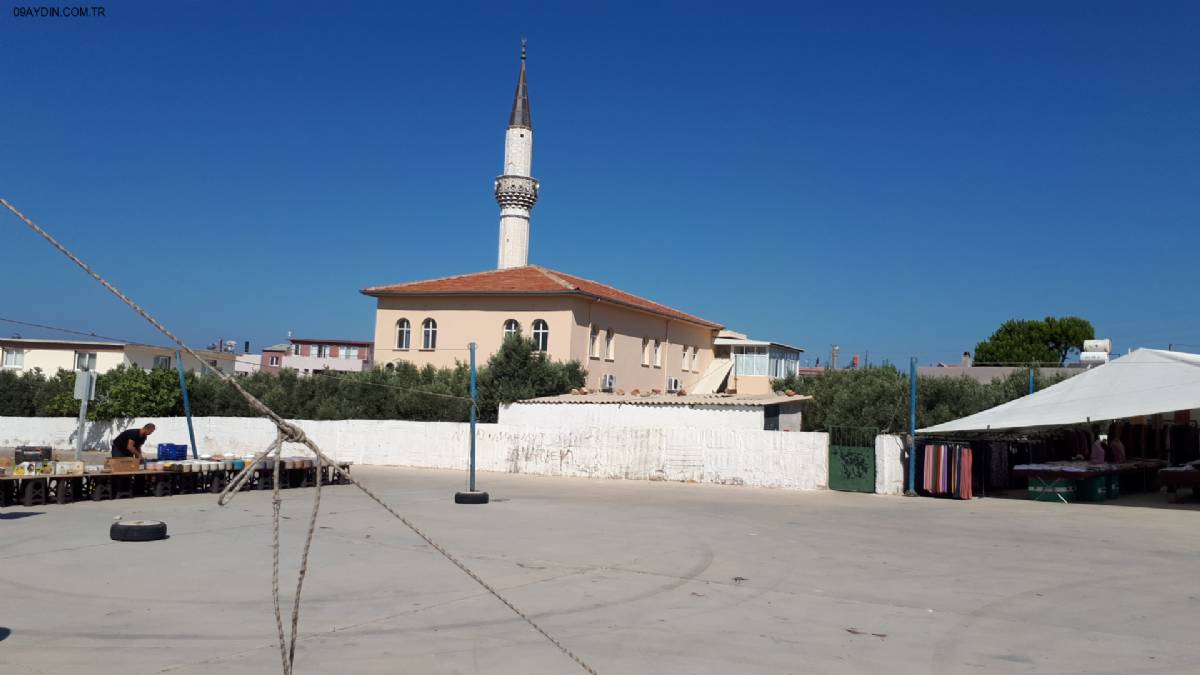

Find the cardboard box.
[
  {"left": 105, "top": 457, "right": 140, "bottom": 473},
  {"left": 53, "top": 461, "right": 84, "bottom": 476}
]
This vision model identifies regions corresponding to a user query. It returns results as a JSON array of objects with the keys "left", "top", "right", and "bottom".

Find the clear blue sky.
[{"left": 3, "top": 1, "right": 1197, "bottom": 365}]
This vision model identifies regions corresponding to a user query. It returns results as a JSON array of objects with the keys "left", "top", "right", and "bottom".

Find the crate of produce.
[
  {"left": 1028, "top": 477, "right": 1076, "bottom": 502},
  {"left": 1074, "top": 476, "right": 1108, "bottom": 502},
  {"left": 155, "top": 443, "right": 188, "bottom": 461},
  {"left": 16, "top": 446, "right": 53, "bottom": 463}
]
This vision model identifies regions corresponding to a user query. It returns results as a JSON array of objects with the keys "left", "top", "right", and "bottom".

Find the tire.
[
  {"left": 454, "top": 491, "right": 490, "bottom": 505},
  {"left": 110, "top": 520, "right": 168, "bottom": 542}
]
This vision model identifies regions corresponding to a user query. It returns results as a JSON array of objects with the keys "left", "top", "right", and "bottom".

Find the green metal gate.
[{"left": 828, "top": 427, "right": 877, "bottom": 493}]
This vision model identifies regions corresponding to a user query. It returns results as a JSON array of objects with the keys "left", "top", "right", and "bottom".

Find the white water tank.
[
  {"left": 1080, "top": 351, "right": 1110, "bottom": 364},
  {"left": 1083, "top": 339, "right": 1112, "bottom": 354}
]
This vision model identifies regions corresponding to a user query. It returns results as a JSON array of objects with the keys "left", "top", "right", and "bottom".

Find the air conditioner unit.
[
  {"left": 601, "top": 373, "right": 616, "bottom": 392},
  {"left": 667, "top": 377, "right": 681, "bottom": 393}
]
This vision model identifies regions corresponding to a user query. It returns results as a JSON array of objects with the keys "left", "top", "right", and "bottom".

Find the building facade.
[
  {"left": 364, "top": 266, "right": 720, "bottom": 394},
  {"left": 0, "top": 338, "right": 236, "bottom": 376}
]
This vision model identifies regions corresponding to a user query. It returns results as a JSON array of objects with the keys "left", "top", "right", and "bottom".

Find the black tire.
[
  {"left": 110, "top": 520, "right": 168, "bottom": 542},
  {"left": 454, "top": 491, "right": 490, "bottom": 505}
]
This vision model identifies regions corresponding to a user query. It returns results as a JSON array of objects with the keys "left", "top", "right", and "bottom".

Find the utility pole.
[{"left": 455, "top": 342, "right": 489, "bottom": 504}]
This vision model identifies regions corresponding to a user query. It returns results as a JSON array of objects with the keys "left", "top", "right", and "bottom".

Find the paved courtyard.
[{"left": 1, "top": 466, "right": 1197, "bottom": 674}]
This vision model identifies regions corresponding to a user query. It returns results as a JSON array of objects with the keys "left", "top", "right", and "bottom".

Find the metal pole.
[
  {"left": 1028, "top": 366, "right": 1035, "bottom": 395},
  {"left": 176, "top": 350, "right": 199, "bottom": 459},
  {"left": 74, "top": 386, "right": 89, "bottom": 461},
  {"left": 907, "top": 356, "right": 917, "bottom": 494},
  {"left": 469, "top": 341, "right": 477, "bottom": 492}
]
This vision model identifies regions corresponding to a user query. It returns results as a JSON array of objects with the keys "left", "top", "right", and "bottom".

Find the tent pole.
[{"left": 907, "top": 356, "right": 917, "bottom": 494}]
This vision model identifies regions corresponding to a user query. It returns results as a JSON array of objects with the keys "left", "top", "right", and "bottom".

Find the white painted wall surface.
[
  {"left": 875, "top": 434, "right": 906, "bottom": 495},
  {"left": 0, "top": 417, "right": 830, "bottom": 491},
  {"left": 500, "top": 402, "right": 764, "bottom": 430}
]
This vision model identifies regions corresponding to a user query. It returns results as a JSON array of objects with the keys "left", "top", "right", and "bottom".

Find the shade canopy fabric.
[{"left": 919, "top": 349, "right": 1200, "bottom": 435}]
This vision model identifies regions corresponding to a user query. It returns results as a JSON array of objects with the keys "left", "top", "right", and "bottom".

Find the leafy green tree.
[
  {"left": 0, "top": 368, "right": 44, "bottom": 416},
  {"left": 476, "top": 334, "right": 586, "bottom": 422},
  {"left": 974, "top": 316, "right": 1094, "bottom": 365}
]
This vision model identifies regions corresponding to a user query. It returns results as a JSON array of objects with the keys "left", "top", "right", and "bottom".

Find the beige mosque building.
[{"left": 363, "top": 48, "right": 801, "bottom": 395}]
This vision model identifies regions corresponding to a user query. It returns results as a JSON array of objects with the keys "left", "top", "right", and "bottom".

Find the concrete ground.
[{"left": 1, "top": 467, "right": 1198, "bottom": 675}]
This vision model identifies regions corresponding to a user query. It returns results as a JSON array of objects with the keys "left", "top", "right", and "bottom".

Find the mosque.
[{"left": 362, "top": 47, "right": 801, "bottom": 394}]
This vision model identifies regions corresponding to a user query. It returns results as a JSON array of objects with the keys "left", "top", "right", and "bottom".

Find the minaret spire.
[
  {"left": 495, "top": 41, "right": 538, "bottom": 269},
  {"left": 508, "top": 39, "right": 531, "bottom": 129}
]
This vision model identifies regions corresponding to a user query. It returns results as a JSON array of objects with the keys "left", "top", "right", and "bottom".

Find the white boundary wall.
[
  {"left": 874, "top": 434, "right": 906, "bottom": 495},
  {"left": 500, "top": 402, "right": 764, "bottom": 430},
  {"left": 0, "top": 417, "right": 830, "bottom": 491}
]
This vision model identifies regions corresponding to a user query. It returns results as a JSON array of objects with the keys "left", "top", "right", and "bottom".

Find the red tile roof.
[{"left": 361, "top": 265, "right": 721, "bottom": 328}]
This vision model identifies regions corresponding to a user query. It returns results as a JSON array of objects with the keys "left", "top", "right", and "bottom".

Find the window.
[
  {"left": 532, "top": 319, "right": 549, "bottom": 352},
  {"left": 422, "top": 318, "right": 437, "bottom": 350},
  {"left": 292, "top": 343, "right": 301, "bottom": 356},
  {"left": 75, "top": 352, "right": 97, "bottom": 371},
  {"left": 681, "top": 347, "right": 690, "bottom": 372},
  {"left": 344, "top": 346, "right": 359, "bottom": 360},
  {"left": 504, "top": 319, "right": 521, "bottom": 339},
  {"left": 732, "top": 345, "right": 768, "bottom": 377},
  {"left": 2, "top": 349, "right": 24, "bottom": 369},
  {"left": 315, "top": 345, "right": 330, "bottom": 358},
  {"left": 605, "top": 329, "right": 615, "bottom": 360},
  {"left": 641, "top": 338, "right": 651, "bottom": 366},
  {"left": 589, "top": 326, "right": 600, "bottom": 358},
  {"left": 396, "top": 319, "right": 411, "bottom": 350},
  {"left": 207, "top": 359, "right": 218, "bottom": 369},
  {"left": 152, "top": 355, "right": 172, "bottom": 370},
  {"left": 692, "top": 348, "right": 700, "bottom": 373},
  {"left": 269, "top": 355, "right": 281, "bottom": 367},
  {"left": 653, "top": 340, "right": 662, "bottom": 368}
]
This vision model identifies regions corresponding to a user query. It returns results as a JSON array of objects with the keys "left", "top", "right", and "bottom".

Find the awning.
[{"left": 918, "top": 349, "right": 1200, "bottom": 435}]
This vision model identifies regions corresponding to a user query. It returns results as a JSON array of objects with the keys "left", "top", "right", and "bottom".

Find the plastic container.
[
  {"left": 1028, "top": 478, "right": 1076, "bottom": 503},
  {"left": 1075, "top": 476, "right": 1108, "bottom": 502}
]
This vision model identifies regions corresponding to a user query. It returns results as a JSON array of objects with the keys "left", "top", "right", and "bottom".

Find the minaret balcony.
[{"left": 494, "top": 174, "right": 540, "bottom": 209}]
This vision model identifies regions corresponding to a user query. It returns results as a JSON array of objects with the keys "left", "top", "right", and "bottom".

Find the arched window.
[
  {"left": 532, "top": 319, "right": 549, "bottom": 352},
  {"left": 396, "top": 318, "right": 411, "bottom": 350},
  {"left": 503, "top": 319, "right": 521, "bottom": 339},
  {"left": 422, "top": 318, "right": 437, "bottom": 350}
]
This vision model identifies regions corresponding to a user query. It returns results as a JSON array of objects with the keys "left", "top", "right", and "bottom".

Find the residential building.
[
  {"left": 0, "top": 338, "right": 236, "bottom": 376},
  {"left": 259, "top": 343, "right": 289, "bottom": 375},
  {"left": 253, "top": 338, "right": 374, "bottom": 376}
]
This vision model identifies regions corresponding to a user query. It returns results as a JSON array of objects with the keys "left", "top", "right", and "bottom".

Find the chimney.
[
  {"left": 961, "top": 351, "right": 973, "bottom": 367},
  {"left": 244, "top": 340, "right": 251, "bottom": 354}
]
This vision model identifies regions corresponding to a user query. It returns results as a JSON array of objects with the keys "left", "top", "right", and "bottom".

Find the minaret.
[{"left": 495, "top": 41, "right": 538, "bottom": 269}]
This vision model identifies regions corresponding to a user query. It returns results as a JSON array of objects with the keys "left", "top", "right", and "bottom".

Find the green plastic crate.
[
  {"left": 1029, "top": 478, "right": 1076, "bottom": 503},
  {"left": 1106, "top": 474, "right": 1120, "bottom": 500},
  {"left": 1075, "top": 476, "right": 1108, "bottom": 502}
]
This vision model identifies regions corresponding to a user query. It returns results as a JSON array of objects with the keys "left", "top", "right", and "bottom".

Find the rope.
[{"left": 2, "top": 197, "right": 597, "bottom": 675}]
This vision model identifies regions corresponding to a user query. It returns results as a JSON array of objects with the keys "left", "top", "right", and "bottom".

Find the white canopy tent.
[{"left": 919, "top": 349, "right": 1200, "bottom": 435}]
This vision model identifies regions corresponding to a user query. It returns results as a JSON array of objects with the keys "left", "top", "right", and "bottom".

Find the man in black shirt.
[{"left": 111, "top": 423, "right": 155, "bottom": 459}]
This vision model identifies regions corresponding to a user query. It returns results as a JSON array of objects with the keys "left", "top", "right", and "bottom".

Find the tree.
[
  {"left": 974, "top": 316, "right": 1094, "bottom": 365},
  {"left": 476, "top": 334, "right": 586, "bottom": 422}
]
